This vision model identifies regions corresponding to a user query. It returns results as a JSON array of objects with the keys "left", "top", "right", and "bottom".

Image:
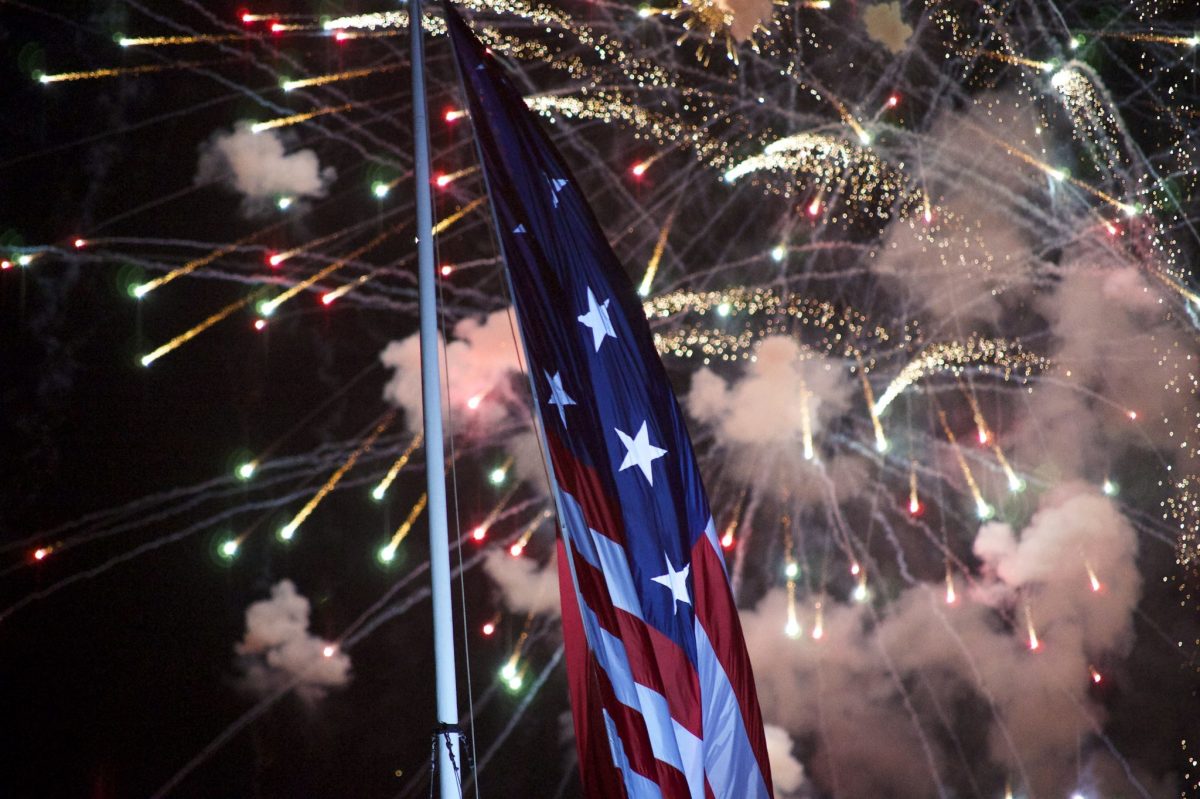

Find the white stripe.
[
  {"left": 578, "top": 598, "right": 698, "bottom": 785},
  {"left": 694, "top": 610, "right": 771, "bottom": 798},
  {"left": 601, "top": 709, "right": 664, "bottom": 799},
  {"left": 634, "top": 684, "right": 705, "bottom": 799},
  {"left": 585, "top": 607, "right": 641, "bottom": 710},
  {"left": 557, "top": 489, "right": 602, "bottom": 571},
  {"left": 590, "top": 530, "right": 644, "bottom": 620},
  {"left": 702, "top": 516, "right": 728, "bottom": 572},
  {"left": 558, "top": 489, "right": 645, "bottom": 620},
  {"left": 557, "top": 489, "right": 706, "bottom": 795}
]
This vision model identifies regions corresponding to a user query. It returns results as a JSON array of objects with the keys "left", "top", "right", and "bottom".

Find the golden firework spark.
[
  {"left": 139, "top": 289, "right": 265, "bottom": 367},
  {"left": 279, "top": 412, "right": 397, "bottom": 541},
  {"left": 251, "top": 104, "right": 355, "bottom": 134}
]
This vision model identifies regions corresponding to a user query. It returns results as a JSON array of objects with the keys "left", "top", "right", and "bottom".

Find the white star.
[
  {"left": 547, "top": 175, "right": 569, "bottom": 207},
  {"left": 651, "top": 557, "right": 691, "bottom": 613},
  {"left": 577, "top": 287, "right": 617, "bottom": 352},
  {"left": 544, "top": 370, "right": 576, "bottom": 427},
  {"left": 615, "top": 421, "right": 667, "bottom": 485}
]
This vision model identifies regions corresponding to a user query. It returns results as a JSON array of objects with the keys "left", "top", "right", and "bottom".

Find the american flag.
[{"left": 443, "top": 5, "right": 774, "bottom": 797}]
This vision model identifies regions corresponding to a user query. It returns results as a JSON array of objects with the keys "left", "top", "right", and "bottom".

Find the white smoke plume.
[
  {"left": 234, "top": 580, "right": 351, "bottom": 703},
  {"left": 686, "top": 336, "right": 860, "bottom": 501},
  {"left": 1006, "top": 260, "right": 1193, "bottom": 478},
  {"left": 196, "top": 122, "right": 335, "bottom": 217},
  {"left": 380, "top": 309, "right": 556, "bottom": 500},
  {"left": 740, "top": 486, "right": 1144, "bottom": 798},
  {"left": 716, "top": 0, "right": 775, "bottom": 42},
  {"left": 861, "top": 2, "right": 912, "bottom": 54},
  {"left": 483, "top": 548, "right": 561, "bottom": 618},
  {"left": 763, "top": 724, "right": 808, "bottom": 796},
  {"left": 380, "top": 309, "right": 523, "bottom": 435},
  {"left": 687, "top": 337, "right": 853, "bottom": 445},
  {"left": 870, "top": 93, "right": 1047, "bottom": 328}
]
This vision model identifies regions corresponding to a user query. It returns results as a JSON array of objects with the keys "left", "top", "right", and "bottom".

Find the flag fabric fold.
[{"left": 442, "top": 5, "right": 774, "bottom": 797}]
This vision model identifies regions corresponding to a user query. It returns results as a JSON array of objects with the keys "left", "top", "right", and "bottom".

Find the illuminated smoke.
[
  {"left": 763, "top": 724, "right": 809, "bottom": 795},
  {"left": 740, "top": 485, "right": 1141, "bottom": 797},
  {"left": 234, "top": 580, "right": 351, "bottom": 703},
  {"left": 717, "top": 0, "right": 776, "bottom": 42},
  {"left": 380, "top": 309, "right": 523, "bottom": 435},
  {"left": 686, "top": 336, "right": 858, "bottom": 498},
  {"left": 482, "top": 548, "right": 561, "bottom": 618},
  {"left": 861, "top": 2, "right": 912, "bottom": 54},
  {"left": 196, "top": 122, "right": 336, "bottom": 217}
]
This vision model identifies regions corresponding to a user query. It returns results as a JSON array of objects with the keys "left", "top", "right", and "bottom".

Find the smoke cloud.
[
  {"left": 379, "top": 309, "right": 557, "bottom": 496},
  {"left": 483, "top": 548, "right": 561, "bottom": 618},
  {"left": 196, "top": 122, "right": 336, "bottom": 217},
  {"left": 862, "top": 2, "right": 913, "bottom": 54},
  {"left": 716, "top": 0, "right": 776, "bottom": 42},
  {"left": 234, "top": 580, "right": 351, "bottom": 703},
  {"left": 687, "top": 337, "right": 853, "bottom": 445},
  {"left": 763, "top": 724, "right": 808, "bottom": 796},
  {"left": 380, "top": 309, "right": 523, "bottom": 436},
  {"left": 740, "top": 485, "right": 1144, "bottom": 798},
  {"left": 1005, "top": 260, "right": 1193, "bottom": 478},
  {"left": 686, "top": 336, "right": 861, "bottom": 501},
  {"left": 869, "top": 94, "right": 1046, "bottom": 328}
]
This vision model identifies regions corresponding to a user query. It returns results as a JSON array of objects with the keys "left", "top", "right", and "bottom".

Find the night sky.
[
  {"left": 1, "top": 2, "right": 569, "bottom": 796},
  {"left": 2, "top": 1, "right": 1199, "bottom": 798}
]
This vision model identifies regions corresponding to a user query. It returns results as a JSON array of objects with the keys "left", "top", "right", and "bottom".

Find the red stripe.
[
  {"left": 559, "top": 540, "right": 629, "bottom": 799},
  {"left": 561, "top": 540, "right": 696, "bottom": 799},
  {"left": 691, "top": 536, "right": 774, "bottom": 794},
  {"left": 568, "top": 542, "right": 702, "bottom": 737},
  {"left": 546, "top": 426, "right": 704, "bottom": 735},
  {"left": 615, "top": 609, "right": 702, "bottom": 738},
  {"left": 546, "top": 427, "right": 627, "bottom": 545},
  {"left": 591, "top": 648, "right": 694, "bottom": 799}
]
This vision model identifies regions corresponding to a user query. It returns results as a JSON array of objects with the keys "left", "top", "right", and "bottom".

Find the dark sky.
[{"left": 0, "top": 2, "right": 572, "bottom": 797}]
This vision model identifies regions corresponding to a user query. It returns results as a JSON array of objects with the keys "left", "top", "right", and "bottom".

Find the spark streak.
[
  {"left": 909, "top": 462, "right": 922, "bottom": 516},
  {"left": 38, "top": 62, "right": 222, "bottom": 83},
  {"left": 251, "top": 104, "right": 355, "bottom": 134},
  {"left": 638, "top": 211, "right": 676, "bottom": 298},
  {"left": 962, "top": 386, "right": 1023, "bottom": 491},
  {"left": 784, "top": 578, "right": 802, "bottom": 638},
  {"left": 431, "top": 196, "right": 487, "bottom": 235},
  {"left": 135, "top": 232, "right": 268, "bottom": 297},
  {"left": 965, "top": 47, "right": 1054, "bottom": 72},
  {"left": 119, "top": 34, "right": 247, "bottom": 47},
  {"left": 379, "top": 492, "right": 429, "bottom": 562},
  {"left": 282, "top": 65, "right": 400, "bottom": 92},
  {"left": 279, "top": 412, "right": 396, "bottom": 541},
  {"left": 261, "top": 228, "right": 399, "bottom": 317},
  {"left": 139, "top": 290, "right": 265, "bottom": 367},
  {"left": 1025, "top": 602, "right": 1041, "bottom": 651},
  {"left": 811, "top": 599, "right": 824, "bottom": 640},
  {"left": 371, "top": 433, "right": 424, "bottom": 501},
  {"left": 938, "top": 410, "right": 992, "bottom": 520},
  {"left": 857, "top": 357, "right": 888, "bottom": 453},
  {"left": 1086, "top": 31, "right": 1200, "bottom": 48},
  {"left": 472, "top": 482, "right": 523, "bottom": 542},
  {"left": 509, "top": 509, "right": 552, "bottom": 557},
  {"left": 799, "top": 374, "right": 815, "bottom": 461}
]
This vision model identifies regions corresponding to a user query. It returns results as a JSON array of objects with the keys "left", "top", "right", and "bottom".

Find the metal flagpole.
[{"left": 410, "top": 0, "right": 463, "bottom": 796}]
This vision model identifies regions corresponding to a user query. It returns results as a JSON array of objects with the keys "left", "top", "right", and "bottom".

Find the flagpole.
[
  {"left": 439, "top": 22, "right": 592, "bottom": 786},
  {"left": 411, "top": 0, "right": 463, "bottom": 796}
]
